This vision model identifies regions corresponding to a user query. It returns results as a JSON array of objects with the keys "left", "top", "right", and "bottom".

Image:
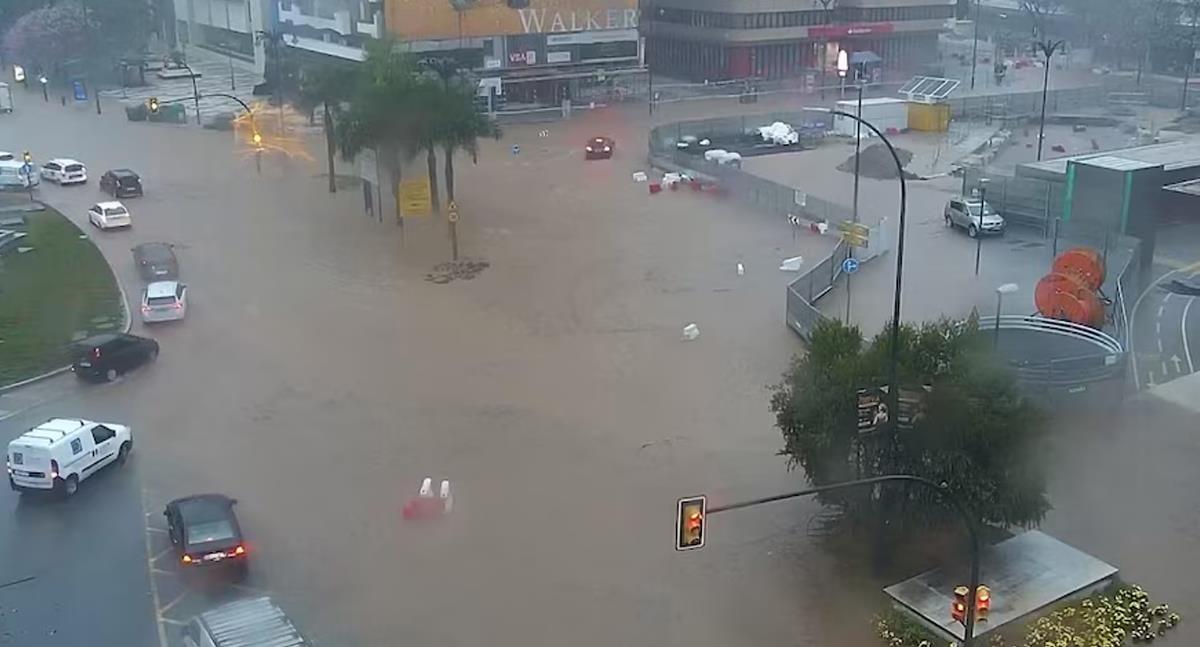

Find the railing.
[
  {"left": 786, "top": 241, "right": 851, "bottom": 341},
  {"left": 976, "top": 315, "right": 1125, "bottom": 387}
]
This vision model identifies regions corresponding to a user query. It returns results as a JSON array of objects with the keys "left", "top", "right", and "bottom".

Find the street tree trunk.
[
  {"left": 426, "top": 146, "right": 441, "bottom": 214},
  {"left": 443, "top": 143, "right": 455, "bottom": 203},
  {"left": 323, "top": 102, "right": 336, "bottom": 194}
]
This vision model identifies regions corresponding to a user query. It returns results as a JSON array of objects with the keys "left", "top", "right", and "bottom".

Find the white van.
[
  {"left": 0, "top": 159, "right": 39, "bottom": 189},
  {"left": 6, "top": 418, "right": 133, "bottom": 497},
  {"left": 182, "top": 597, "right": 308, "bottom": 647}
]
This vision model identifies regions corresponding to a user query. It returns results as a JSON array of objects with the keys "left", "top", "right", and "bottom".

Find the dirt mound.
[
  {"left": 837, "top": 143, "right": 917, "bottom": 180},
  {"left": 425, "top": 259, "right": 490, "bottom": 284}
]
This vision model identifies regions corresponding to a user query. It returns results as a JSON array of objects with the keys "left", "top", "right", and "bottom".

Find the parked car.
[
  {"left": 6, "top": 417, "right": 133, "bottom": 497},
  {"left": 164, "top": 494, "right": 249, "bottom": 577},
  {"left": 71, "top": 332, "right": 159, "bottom": 382},
  {"left": 585, "top": 136, "right": 615, "bottom": 160},
  {"left": 181, "top": 597, "right": 309, "bottom": 647},
  {"left": 88, "top": 201, "right": 132, "bottom": 229},
  {"left": 944, "top": 196, "right": 1005, "bottom": 237},
  {"left": 141, "top": 281, "right": 188, "bottom": 323},
  {"left": 0, "top": 151, "right": 14, "bottom": 161},
  {"left": 132, "top": 242, "right": 178, "bottom": 280},
  {"left": 41, "top": 158, "right": 87, "bottom": 185},
  {"left": 100, "top": 169, "right": 143, "bottom": 197}
]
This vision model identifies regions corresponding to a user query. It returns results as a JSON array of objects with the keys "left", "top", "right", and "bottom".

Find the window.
[
  {"left": 186, "top": 520, "right": 237, "bottom": 543},
  {"left": 70, "top": 438, "right": 83, "bottom": 455},
  {"left": 92, "top": 425, "right": 115, "bottom": 444},
  {"left": 149, "top": 295, "right": 177, "bottom": 306},
  {"left": 64, "top": 164, "right": 83, "bottom": 172},
  {"left": 43, "top": 163, "right": 60, "bottom": 171},
  {"left": 106, "top": 206, "right": 128, "bottom": 215}
]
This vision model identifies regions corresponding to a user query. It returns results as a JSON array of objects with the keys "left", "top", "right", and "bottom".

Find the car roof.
[
  {"left": 49, "top": 158, "right": 83, "bottom": 165},
  {"left": 591, "top": 136, "right": 611, "bottom": 141},
  {"left": 198, "top": 597, "right": 308, "bottom": 647},
  {"left": 171, "top": 494, "right": 236, "bottom": 520},
  {"left": 135, "top": 241, "right": 173, "bottom": 253},
  {"left": 108, "top": 168, "right": 137, "bottom": 177},
  {"left": 78, "top": 333, "right": 119, "bottom": 347},
  {"left": 13, "top": 419, "right": 88, "bottom": 448},
  {"left": 95, "top": 201, "right": 125, "bottom": 210},
  {"left": 146, "top": 281, "right": 180, "bottom": 297}
]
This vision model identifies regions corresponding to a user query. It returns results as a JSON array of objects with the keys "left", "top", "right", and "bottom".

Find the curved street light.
[{"left": 171, "top": 60, "right": 203, "bottom": 125}]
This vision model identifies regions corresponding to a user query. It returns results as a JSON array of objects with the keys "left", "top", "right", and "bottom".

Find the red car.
[{"left": 585, "top": 136, "right": 615, "bottom": 160}]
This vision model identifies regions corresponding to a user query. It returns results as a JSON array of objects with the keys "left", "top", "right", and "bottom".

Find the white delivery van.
[
  {"left": 7, "top": 418, "right": 133, "bottom": 497},
  {"left": 0, "top": 159, "right": 39, "bottom": 189}
]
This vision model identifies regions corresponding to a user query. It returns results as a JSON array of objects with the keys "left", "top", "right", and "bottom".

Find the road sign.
[
  {"left": 841, "top": 232, "right": 869, "bottom": 248},
  {"left": 398, "top": 178, "right": 431, "bottom": 217},
  {"left": 842, "top": 257, "right": 860, "bottom": 274},
  {"left": 71, "top": 79, "right": 87, "bottom": 102},
  {"left": 20, "top": 163, "right": 33, "bottom": 178}
]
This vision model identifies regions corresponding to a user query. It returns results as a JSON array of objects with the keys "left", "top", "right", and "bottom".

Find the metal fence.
[
  {"left": 943, "top": 86, "right": 1107, "bottom": 124},
  {"left": 786, "top": 241, "right": 852, "bottom": 341}
]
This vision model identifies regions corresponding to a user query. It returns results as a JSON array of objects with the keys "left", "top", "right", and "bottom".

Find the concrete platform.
[{"left": 884, "top": 530, "right": 1118, "bottom": 641}]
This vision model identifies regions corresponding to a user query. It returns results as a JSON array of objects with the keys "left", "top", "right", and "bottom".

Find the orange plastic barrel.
[
  {"left": 1051, "top": 248, "right": 1105, "bottom": 291},
  {"left": 1035, "top": 272, "right": 1105, "bottom": 327}
]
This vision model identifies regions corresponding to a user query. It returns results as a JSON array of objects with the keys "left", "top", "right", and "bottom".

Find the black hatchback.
[
  {"left": 71, "top": 333, "right": 159, "bottom": 382},
  {"left": 100, "top": 169, "right": 143, "bottom": 198},
  {"left": 132, "top": 242, "right": 179, "bottom": 281},
  {"left": 165, "top": 494, "right": 248, "bottom": 577}
]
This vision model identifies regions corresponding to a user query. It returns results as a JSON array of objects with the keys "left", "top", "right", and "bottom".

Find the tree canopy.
[
  {"left": 770, "top": 317, "right": 1051, "bottom": 534},
  {"left": 2, "top": 3, "right": 90, "bottom": 73},
  {"left": 2, "top": 0, "right": 154, "bottom": 76}
]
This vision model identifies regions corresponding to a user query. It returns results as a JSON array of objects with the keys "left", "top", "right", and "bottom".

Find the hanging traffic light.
[
  {"left": 147, "top": 97, "right": 159, "bottom": 113},
  {"left": 22, "top": 151, "right": 31, "bottom": 164},
  {"left": 952, "top": 585, "right": 969, "bottom": 625},
  {"left": 675, "top": 496, "right": 706, "bottom": 551},
  {"left": 252, "top": 131, "right": 263, "bottom": 149},
  {"left": 975, "top": 585, "right": 991, "bottom": 623}
]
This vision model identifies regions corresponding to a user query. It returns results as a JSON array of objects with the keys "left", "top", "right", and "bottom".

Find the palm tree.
[
  {"left": 337, "top": 41, "right": 422, "bottom": 224},
  {"left": 437, "top": 85, "right": 501, "bottom": 204},
  {"left": 298, "top": 62, "right": 354, "bottom": 193}
]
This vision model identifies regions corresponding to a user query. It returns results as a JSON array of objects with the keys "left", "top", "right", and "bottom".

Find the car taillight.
[
  {"left": 181, "top": 554, "right": 193, "bottom": 564},
  {"left": 141, "top": 305, "right": 151, "bottom": 313},
  {"left": 173, "top": 302, "right": 183, "bottom": 309},
  {"left": 234, "top": 545, "right": 246, "bottom": 556},
  {"left": 50, "top": 459, "right": 59, "bottom": 479}
]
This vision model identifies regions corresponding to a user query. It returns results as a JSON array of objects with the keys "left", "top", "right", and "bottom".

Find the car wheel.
[
  {"left": 117, "top": 441, "right": 132, "bottom": 466},
  {"left": 105, "top": 368, "right": 119, "bottom": 382},
  {"left": 945, "top": 214, "right": 954, "bottom": 228},
  {"left": 968, "top": 224, "right": 979, "bottom": 238},
  {"left": 61, "top": 475, "right": 79, "bottom": 498}
]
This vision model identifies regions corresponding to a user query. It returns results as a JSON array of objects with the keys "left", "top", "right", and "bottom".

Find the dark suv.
[
  {"left": 71, "top": 333, "right": 159, "bottom": 382},
  {"left": 100, "top": 169, "right": 143, "bottom": 198}
]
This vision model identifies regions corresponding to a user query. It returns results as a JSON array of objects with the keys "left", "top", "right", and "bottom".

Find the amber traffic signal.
[
  {"left": 952, "top": 585, "right": 969, "bottom": 625},
  {"left": 975, "top": 585, "right": 991, "bottom": 623},
  {"left": 676, "top": 496, "right": 706, "bottom": 551},
  {"left": 252, "top": 131, "right": 263, "bottom": 148},
  {"left": 147, "top": 97, "right": 159, "bottom": 113},
  {"left": 22, "top": 151, "right": 31, "bottom": 164}
]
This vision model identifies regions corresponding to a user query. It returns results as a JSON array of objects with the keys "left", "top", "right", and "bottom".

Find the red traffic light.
[
  {"left": 952, "top": 585, "right": 969, "bottom": 625},
  {"left": 676, "top": 496, "right": 706, "bottom": 551},
  {"left": 976, "top": 585, "right": 991, "bottom": 623}
]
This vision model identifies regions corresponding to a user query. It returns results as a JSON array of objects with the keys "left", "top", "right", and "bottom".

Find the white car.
[
  {"left": 141, "top": 281, "right": 188, "bottom": 323},
  {"left": 41, "top": 158, "right": 87, "bottom": 184},
  {"left": 7, "top": 418, "right": 133, "bottom": 498},
  {"left": 88, "top": 201, "right": 132, "bottom": 229}
]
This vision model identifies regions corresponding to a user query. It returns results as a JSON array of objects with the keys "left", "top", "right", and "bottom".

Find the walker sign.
[
  {"left": 387, "top": 0, "right": 637, "bottom": 40},
  {"left": 517, "top": 7, "right": 638, "bottom": 34}
]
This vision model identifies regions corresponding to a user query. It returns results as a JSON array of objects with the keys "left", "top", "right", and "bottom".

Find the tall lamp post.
[
  {"left": 974, "top": 177, "right": 989, "bottom": 275},
  {"left": 839, "top": 50, "right": 865, "bottom": 323},
  {"left": 805, "top": 104, "right": 908, "bottom": 441},
  {"left": 1034, "top": 39, "right": 1065, "bottom": 161},
  {"left": 970, "top": 0, "right": 981, "bottom": 90},
  {"left": 1183, "top": 6, "right": 1198, "bottom": 112},
  {"left": 993, "top": 283, "right": 1019, "bottom": 349}
]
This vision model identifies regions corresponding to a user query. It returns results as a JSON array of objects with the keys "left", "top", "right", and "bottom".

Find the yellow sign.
[
  {"left": 841, "top": 232, "right": 869, "bottom": 248},
  {"left": 837, "top": 221, "right": 870, "bottom": 237},
  {"left": 387, "top": 0, "right": 637, "bottom": 40},
  {"left": 399, "top": 179, "right": 431, "bottom": 217}
]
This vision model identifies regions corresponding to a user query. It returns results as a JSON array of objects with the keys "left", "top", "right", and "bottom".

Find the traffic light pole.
[{"left": 706, "top": 474, "right": 982, "bottom": 647}]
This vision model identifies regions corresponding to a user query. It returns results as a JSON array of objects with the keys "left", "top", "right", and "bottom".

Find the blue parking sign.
[
  {"left": 72, "top": 79, "right": 87, "bottom": 101},
  {"left": 842, "top": 257, "right": 860, "bottom": 274}
]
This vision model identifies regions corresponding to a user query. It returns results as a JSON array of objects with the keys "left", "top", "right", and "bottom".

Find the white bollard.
[
  {"left": 439, "top": 480, "right": 453, "bottom": 513},
  {"left": 737, "top": 262, "right": 745, "bottom": 276},
  {"left": 419, "top": 477, "right": 434, "bottom": 498}
]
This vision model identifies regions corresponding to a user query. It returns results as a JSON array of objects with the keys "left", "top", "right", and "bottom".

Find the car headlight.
[{"left": 603, "top": 147, "right": 611, "bottom": 152}]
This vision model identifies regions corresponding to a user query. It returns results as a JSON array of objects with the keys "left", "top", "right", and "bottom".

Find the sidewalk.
[{"left": 99, "top": 46, "right": 263, "bottom": 122}]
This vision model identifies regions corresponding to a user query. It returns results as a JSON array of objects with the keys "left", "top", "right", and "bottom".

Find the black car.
[
  {"left": 585, "top": 136, "right": 615, "bottom": 160},
  {"left": 164, "top": 494, "right": 248, "bottom": 577},
  {"left": 71, "top": 333, "right": 159, "bottom": 382},
  {"left": 99, "top": 169, "right": 143, "bottom": 198},
  {"left": 132, "top": 242, "right": 179, "bottom": 281}
]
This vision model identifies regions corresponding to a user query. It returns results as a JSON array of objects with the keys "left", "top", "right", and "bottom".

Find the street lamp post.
[
  {"left": 172, "top": 61, "right": 203, "bottom": 125},
  {"left": 970, "top": 0, "right": 981, "bottom": 90},
  {"left": 1034, "top": 39, "right": 1065, "bottom": 161},
  {"left": 38, "top": 75, "right": 48, "bottom": 102},
  {"left": 805, "top": 105, "right": 908, "bottom": 441},
  {"left": 993, "top": 283, "right": 1019, "bottom": 349},
  {"left": 704, "top": 474, "right": 982, "bottom": 647},
  {"left": 1183, "top": 8, "right": 1198, "bottom": 112},
  {"left": 974, "top": 177, "right": 989, "bottom": 275},
  {"left": 838, "top": 50, "right": 865, "bottom": 324}
]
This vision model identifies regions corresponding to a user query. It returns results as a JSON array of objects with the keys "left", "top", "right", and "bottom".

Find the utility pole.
[{"left": 970, "top": 0, "right": 981, "bottom": 90}]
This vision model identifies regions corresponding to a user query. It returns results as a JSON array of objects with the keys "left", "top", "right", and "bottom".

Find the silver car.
[
  {"left": 140, "top": 281, "right": 188, "bottom": 323},
  {"left": 944, "top": 197, "right": 1005, "bottom": 237}
]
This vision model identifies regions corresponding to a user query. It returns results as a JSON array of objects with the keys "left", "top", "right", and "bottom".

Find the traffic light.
[
  {"left": 22, "top": 151, "right": 31, "bottom": 164},
  {"left": 147, "top": 97, "right": 159, "bottom": 113},
  {"left": 675, "top": 495, "right": 706, "bottom": 551},
  {"left": 975, "top": 585, "right": 991, "bottom": 623},
  {"left": 952, "top": 585, "right": 969, "bottom": 625},
  {"left": 252, "top": 131, "right": 263, "bottom": 148}
]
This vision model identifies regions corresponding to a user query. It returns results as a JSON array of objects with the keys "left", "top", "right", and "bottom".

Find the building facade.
[
  {"left": 278, "top": 0, "right": 386, "bottom": 62},
  {"left": 385, "top": 0, "right": 641, "bottom": 104},
  {"left": 646, "top": 0, "right": 956, "bottom": 82},
  {"left": 172, "top": 0, "right": 274, "bottom": 75}
]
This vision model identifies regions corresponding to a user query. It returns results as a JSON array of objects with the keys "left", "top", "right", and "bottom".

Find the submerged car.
[
  {"left": 585, "top": 136, "right": 615, "bottom": 160},
  {"left": 164, "top": 494, "right": 248, "bottom": 577},
  {"left": 132, "top": 242, "right": 178, "bottom": 280}
]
